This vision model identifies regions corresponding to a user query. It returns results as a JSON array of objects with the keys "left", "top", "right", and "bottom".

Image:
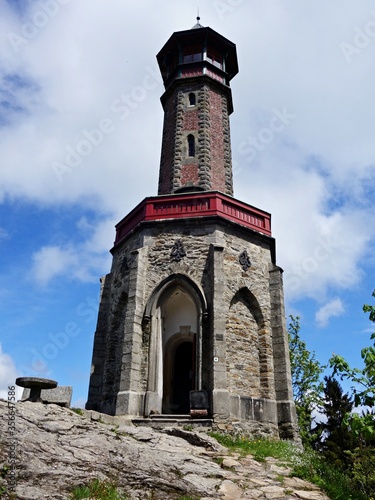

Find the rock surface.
[{"left": 0, "top": 400, "right": 329, "bottom": 499}]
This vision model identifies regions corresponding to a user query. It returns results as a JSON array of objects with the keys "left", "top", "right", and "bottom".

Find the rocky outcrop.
[{"left": 0, "top": 400, "right": 328, "bottom": 499}]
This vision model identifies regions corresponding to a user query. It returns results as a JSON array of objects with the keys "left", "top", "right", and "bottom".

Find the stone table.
[{"left": 16, "top": 377, "right": 58, "bottom": 402}]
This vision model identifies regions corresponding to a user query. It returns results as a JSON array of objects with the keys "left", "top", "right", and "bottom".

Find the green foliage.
[
  {"left": 314, "top": 376, "right": 356, "bottom": 469},
  {"left": 176, "top": 497, "right": 200, "bottom": 500},
  {"left": 208, "top": 432, "right": 299, "bottom": 462},
  {"left": 329, "top": 289, "right": 375, "bottom": 440},
  {"left": 71, "top": 408, "right": 84, "bottom": 416},
  {"left": 70, "top": 479, "right": 128, "bottom": 499},
  {"left": 346, "top": 445, "right": 375, "bottom": 498},
  {"left": 209, "top": 433, "right": 367, "bottom": 499},
  {"left": 288, "top": 315, "right": 325, "bottom": 444},
  {"left": 292, "top": 446, "right": 368, "bottom": 500},
  {"left": 322, "top": 289, "right": 375, "bottom": 498}
]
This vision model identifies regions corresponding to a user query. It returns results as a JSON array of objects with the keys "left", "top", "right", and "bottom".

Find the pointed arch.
[
  {"left": 143, "top": 274, "right": 207, "bottom": 416},
  {"left": 229, "top": 287, "right": 265, "bottom": 327},
  {"left": 226, "top": 287, "right": 273, "bottom": 399},
  {"left": 144, "top": 273, "right": 207, "bottom": 318}
]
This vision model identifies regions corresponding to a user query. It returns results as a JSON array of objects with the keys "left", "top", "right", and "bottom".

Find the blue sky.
[{"left": 1, "top": 0, "right": 375, "bottom": 407}]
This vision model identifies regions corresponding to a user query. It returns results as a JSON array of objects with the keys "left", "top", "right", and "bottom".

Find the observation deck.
[{"left": 114, "top": 191, "right": 271, "bottom": 246}]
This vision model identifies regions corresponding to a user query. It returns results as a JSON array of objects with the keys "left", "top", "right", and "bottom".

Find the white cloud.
[
  {"left": 30, "top": 217, "right": 114, "bottom": 286},
  {"left": 31, "top": 245, "right": 78, "bottom": 286},
  {"left": 0, "top": 0, "right": 374, "bottom": 305},
  {"left": 315, "top": 298, "right": 345, "bottom": 328},
  {"left": 0, "top": 343, "right": 22, "bottom": 400}
]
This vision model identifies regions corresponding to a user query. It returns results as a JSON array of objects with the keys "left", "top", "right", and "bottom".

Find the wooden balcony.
[{"left": 114, "top": 191, "right": 271, "bottom": 245}]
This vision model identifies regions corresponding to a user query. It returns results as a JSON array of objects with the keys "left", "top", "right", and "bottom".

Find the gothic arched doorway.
[
  {"left": 161, "top": 287, "right": 197, "bottom": 414},
  {"left": 143, "top": 274, "right": 207, "bottom": 417}
]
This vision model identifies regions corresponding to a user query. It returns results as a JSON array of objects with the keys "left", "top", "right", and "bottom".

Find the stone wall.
[{"left": 86, "top": 216, "right": 297, "bottom": 438}]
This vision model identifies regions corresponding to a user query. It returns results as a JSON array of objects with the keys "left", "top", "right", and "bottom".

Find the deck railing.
[{"left": 115, "top": 191, "right": 271, "bottom": 245}]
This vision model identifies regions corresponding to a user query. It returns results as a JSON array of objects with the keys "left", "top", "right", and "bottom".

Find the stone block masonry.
[{"left": 86, "top": 216, "right": 298, "bottom": 439}]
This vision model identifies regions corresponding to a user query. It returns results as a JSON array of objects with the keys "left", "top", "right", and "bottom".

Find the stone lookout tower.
[{"left": 86, "top": 19, "right": 298, "bottom": 438}]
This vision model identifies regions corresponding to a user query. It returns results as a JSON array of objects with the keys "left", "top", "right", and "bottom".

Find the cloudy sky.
[{"left": 1, "top": 0, "right": 375, "bottom": 406}]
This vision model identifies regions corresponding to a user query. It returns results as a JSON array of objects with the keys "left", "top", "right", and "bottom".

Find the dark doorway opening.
[
  {"left": 173, "top": 341, "right": 193, "bottom": 414},
  {"left": 163, "top": 340, "right": 194, "bottom": 414}
]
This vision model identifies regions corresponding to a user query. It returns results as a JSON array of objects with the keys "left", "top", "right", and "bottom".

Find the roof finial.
[{"left": 192, "top": 7, "right": 203, "bottom": 29}]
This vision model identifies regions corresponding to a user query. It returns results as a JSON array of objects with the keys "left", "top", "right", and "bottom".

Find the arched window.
[
  {"left": 188, "top": 92, "right": 196, "bottom": 106},
  {"left": 187, "top": 134, "right": 195, "bottom": 157}
]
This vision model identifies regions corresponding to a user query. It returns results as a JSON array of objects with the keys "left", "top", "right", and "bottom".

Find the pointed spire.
[{"left": 192, "top": 8, "right": 203, "bottom": 29}]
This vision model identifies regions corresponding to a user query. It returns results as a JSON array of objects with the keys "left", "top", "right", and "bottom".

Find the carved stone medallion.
[
  {"left": 170, "top": 239, "right": 186, "bottom": 262},
  {"left": 239, "top": 249, "right": 251, "bottom": 271}
]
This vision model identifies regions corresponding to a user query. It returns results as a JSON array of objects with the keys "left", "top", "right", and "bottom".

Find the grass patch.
[
  {"left": 110, "top": 425, "right": 123, "bottom": 439},
  {"left": 213, "top": 456, "right": 224, "bottom": 466},
  {"left": 70, "top": 408, "right": 84, "bottom": 416},
  {"left": 208, "top": 431, "right": 296, "bottom": 462},
  {"left": 176, "top": 497, "right": 200, "bottom": 500},
  {"left": 208, "top": 432, "right": 368, "bottom": 500},
  {"left": 70, "top": 479, "right": 128, "bottom": 499}
]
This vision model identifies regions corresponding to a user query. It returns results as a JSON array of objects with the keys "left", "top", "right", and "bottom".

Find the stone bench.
[
  {"left": 16, "top": 377, "right": 73, "bottom": 407},
  {"left": 21, "top": 386, "right": 73, "bottom": 408}
]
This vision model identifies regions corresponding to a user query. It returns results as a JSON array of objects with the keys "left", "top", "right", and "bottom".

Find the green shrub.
[{"left": 346, "top": 446, "right": 375, "bottom": 499}]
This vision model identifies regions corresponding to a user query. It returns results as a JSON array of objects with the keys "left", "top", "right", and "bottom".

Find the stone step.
[
  {"left": 149, "top": 414, "right": 190, "bottom": 420},
  {"left": 132, "top": 417, "right": 213, "bottom": 428}
]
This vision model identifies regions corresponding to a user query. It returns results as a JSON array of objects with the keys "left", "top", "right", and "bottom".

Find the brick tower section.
[{"left": 158, "top": 80, "right": 233, "bottom": 195}]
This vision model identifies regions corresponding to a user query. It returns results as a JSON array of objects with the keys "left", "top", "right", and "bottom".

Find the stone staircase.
[{"left": 132, "top": 413, "right": 213, "bottom": 429}]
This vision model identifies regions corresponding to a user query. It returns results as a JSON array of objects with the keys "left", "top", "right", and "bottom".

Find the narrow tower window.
[
  {"left": 187, "top": 134, "right": 195, "bottom": 157},
  {"left": 188, "top": 92, "right": 196, "bottom": 106}
]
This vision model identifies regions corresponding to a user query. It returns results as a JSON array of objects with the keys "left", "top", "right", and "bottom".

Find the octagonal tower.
[{"left": 86, "top": 19, "right": 298, "bottom": 440}]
